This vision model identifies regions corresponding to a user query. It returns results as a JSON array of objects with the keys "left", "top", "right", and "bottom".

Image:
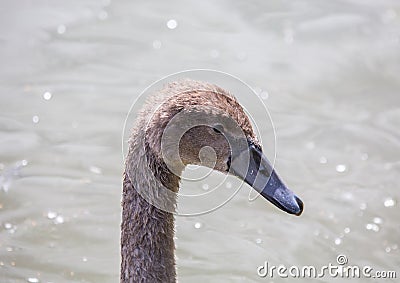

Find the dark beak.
[{"left": 229, "top": 140, "right": 303, "bottom": 216}]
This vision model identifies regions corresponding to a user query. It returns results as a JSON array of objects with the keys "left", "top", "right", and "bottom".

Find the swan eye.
[{"left": 212, "top": 124, "right": 224, "bottom": 134}]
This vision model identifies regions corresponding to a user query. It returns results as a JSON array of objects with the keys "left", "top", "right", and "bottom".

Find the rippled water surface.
[{"left": 1, "top": 1, "right": 399, "bottom": 282}]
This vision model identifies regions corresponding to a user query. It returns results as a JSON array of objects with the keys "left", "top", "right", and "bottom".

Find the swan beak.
[{"left": 229, "top": 142, "right": 303, "bottom": 216}]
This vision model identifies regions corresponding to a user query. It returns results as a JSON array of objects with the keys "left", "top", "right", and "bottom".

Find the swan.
[{"left": 121, "top": 80, "right": 303, "bottom": 282}]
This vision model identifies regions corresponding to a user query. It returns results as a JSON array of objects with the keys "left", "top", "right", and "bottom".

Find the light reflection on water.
[{"left": 0, "top": 0, "right": 399, "bottom": 282}]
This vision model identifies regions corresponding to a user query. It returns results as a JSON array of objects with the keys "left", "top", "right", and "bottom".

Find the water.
[{"left": 1, "top": 0, "right": 399, "bottom": 282}]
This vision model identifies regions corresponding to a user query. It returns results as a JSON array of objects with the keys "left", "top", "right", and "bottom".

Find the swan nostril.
[{"left": 294, "top": 196, "right": 304, "bottom": 216}]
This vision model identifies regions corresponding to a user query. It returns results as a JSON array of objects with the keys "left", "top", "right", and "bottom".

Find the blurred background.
[{"left": 0, "top": 0, "right": 399, "bottom": 282}]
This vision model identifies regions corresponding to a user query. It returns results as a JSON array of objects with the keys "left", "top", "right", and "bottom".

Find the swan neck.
[{"left": 121, "top": 142, "right": 179, "bottom": 283}]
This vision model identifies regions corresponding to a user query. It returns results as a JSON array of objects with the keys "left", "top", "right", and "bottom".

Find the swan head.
[{"left": 143, "top": 80, "right": 303, "bottom": 216}]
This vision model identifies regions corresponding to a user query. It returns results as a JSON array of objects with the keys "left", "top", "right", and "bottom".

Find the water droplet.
[
  {"left": 344, "top": 227, "right": 350, "bottom": 234},
  {"left": 255, "top": 238, "right": 262, "bottom": 244},
  {"left": 152, "top": 40, "right": 162, "bottom": 49},
  {"left": 82, "top": 257, "right": 88, "bottom": 262},
  {"left": 6, "top": 247, "right": 13, "bottom": 252},
  {"left": 385, "top": 246, "right": 391, "bottom": 253},
  {"left": 202, "top": 184, "right": 209, "bottom": 191},
  {"left": 47, "top": 211, "right": 57, "bottom": 219},
  {"left": 210, "top": 49, "right": 219, "bottom": 58},
  {"left": 334, "top": 238, "right": 342, "bottom": 245},
  {"left": 54, "top": 215, "right": 64, "bottom": 224},
  {"left": 57, "top": 25, "right": 66, "bottom": 34},
  {"left": 166, "top": 19, "right": 178, "bottom": 29},
  {"left": 260, "top": 91, "right": 269, "bottom": 100},
  {"left": 32, "top": 115, "right": 39, "bottom": 124},
  {"left": 319, "top": 156, "right": 328, "bottom": 164},
  {"left": 305, "top": 141, "right": 315, "bottom": 150},
  {"left": 342, "top": 192, "right": 353, "bottom": 200},
  {"left": 365, "top": 223, "right": 379, "bottom": 232},
  {"left": 373, "top": 217, "right": 383, "bottom": 224},
  {"left": 43, "top": 91, "right": 52, "bottom": 100},
  {"left": 27, "top": 278, "right": 39, "bottom": 283},
  {"left": 359, "top": 203, "right": 367, "bottom": 210},
  {"left": 21, "top": 160, "right": 28, "bottom": 166},
  {"left": 89, "top": 166, "right": 102, "bottom": 175},
  {"left": 4, "top": 223, "right": 12, "bottom": 229},
  {"left": 98, "top": 10, "right": 108, "bottom": 20},
  {"left": 336, "top": 164, "right": 347, "bottom": 173},
  {"left": 313, "top": 230, "right": 320, "bottom": 236},
  {"left": 361, "top": 153, "right": 368, "bottom": 161},
  {"left": 194, "top": 222, "right": 202, "bottom": 229},
  {"left": 384, "top": 198, "right": 396, "bottom": 207}
]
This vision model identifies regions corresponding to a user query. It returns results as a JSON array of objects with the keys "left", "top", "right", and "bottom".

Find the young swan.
[{"left": 122, "top": 80, "right": 303, "bottom": 283}]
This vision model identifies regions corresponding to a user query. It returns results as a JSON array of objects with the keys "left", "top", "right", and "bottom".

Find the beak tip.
[{"left": 293, "top": 196, "right": 304, "bottom": 216}]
